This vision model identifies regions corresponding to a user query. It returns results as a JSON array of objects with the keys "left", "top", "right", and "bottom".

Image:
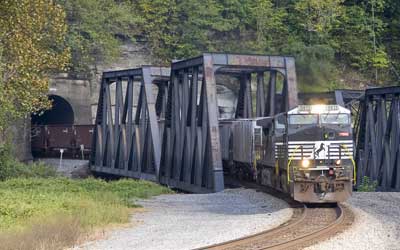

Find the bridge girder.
[
  {"left": 355, "top": 86, "right": 400, "bottom": 191},
  {"left": 90, "top": 66, "right": 170, "bottom": 181}
]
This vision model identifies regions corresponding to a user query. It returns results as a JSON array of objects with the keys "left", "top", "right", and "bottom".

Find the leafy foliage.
[
  {"left": 58, "top": 0, "right": 140, "bottom": 75},
  {"left": 0, "top": 0, "right": 70, "bottom": 132},
  {"left": 16, "top": 0, "right": 395, "bottom": 91},
  {"left": 121, "top": 0, "right": 398, "bottom": 87},
  {"left": 0, "top": 145, "right": 58, "bottom": 181},
  {"left": 294, "top": 0, "right": 345, "bottom": 45},
  {"left": 126, "top": 0, "right": 289, "bottom": 63},
  {"left": 358, "top": 176, "right": 378, "bottom": 192},
  {"left": 283, "top": 44, "right": 340, "bottom": 92},
  {"left": 0, "top": 177, "right": 171, "bottom": 232},
  {"left": 132, "top": 0, "right": 180, "bottom": 62}
]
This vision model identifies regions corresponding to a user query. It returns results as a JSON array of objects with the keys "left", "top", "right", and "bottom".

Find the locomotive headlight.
[
  {"left": 335, "top": 159, "right": 341, "bottom": 166},
  {"left": 311, "top": 104, "right": 326, "bottom": 114},
  {"left": 301, "top": 159, "right": 310, "bottom": 168}
]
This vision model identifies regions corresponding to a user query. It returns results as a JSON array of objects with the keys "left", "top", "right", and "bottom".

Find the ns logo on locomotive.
[{"left": 222, "top": 104, "right": 355, "bottom": 203}]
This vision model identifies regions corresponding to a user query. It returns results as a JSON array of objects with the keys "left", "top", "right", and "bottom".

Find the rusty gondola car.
[{"left": 31, "top": 125, "right": 94, "bottom": 159}]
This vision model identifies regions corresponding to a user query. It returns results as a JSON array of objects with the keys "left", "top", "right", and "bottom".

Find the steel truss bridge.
[{"left": 90, "top": 53, "right": 400, "bottom": 192}]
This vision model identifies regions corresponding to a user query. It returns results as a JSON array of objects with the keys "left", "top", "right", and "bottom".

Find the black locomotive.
[{"left": 220, "top": 104, "right": 355, "bottom": 203}]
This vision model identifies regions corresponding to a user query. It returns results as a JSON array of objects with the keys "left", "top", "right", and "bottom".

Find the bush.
[
  {"left": 0, "top": 145, "right": 58, "bottom": 181},
  {"left": 282, "top": 43, "right": 340, "bottom": 92},
  {"left": 0, "top": 178, "right": 172, "bottom": 231},
  {"left": 357, "top": 176, "right": 378, "bottom": 192},
  {"left": 0, "top": 160, "right": 58, "bottom": 181}
]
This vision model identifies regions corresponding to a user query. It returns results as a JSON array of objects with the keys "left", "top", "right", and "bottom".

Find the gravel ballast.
[
  {"left": 305, "top": 192, "right": 400, "bottom": 250},
  {"left": 78, "top": 188, "right": 292, "bottom": 250}
]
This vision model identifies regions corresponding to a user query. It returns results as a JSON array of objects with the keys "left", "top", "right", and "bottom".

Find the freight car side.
[{"left": 31, "top": 125, "right": 94, "bottom": 159}]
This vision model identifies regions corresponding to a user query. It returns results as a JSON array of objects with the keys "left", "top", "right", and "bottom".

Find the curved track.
[{"left": 196, "top": 179, "right": 354, "bottom": 250}]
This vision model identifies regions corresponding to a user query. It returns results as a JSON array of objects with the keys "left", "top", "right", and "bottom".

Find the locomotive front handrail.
[
  {"left": 341, "top": 144, "right": 356, "bottom": 185},
  {"left": 287, "top": 145, "right": 301, "bottom": 183}
]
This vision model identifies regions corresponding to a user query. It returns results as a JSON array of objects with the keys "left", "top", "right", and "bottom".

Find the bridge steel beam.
[
  {"left": 229, "top": 55, "right": 298, "bottom": 118},
  {"left": 160, "top": 53, "right": 298, "bottom": 193},
  {"left": 356, "top": 86, "right": 400, "bottom": 191},
  {"left": 90, "top": 66, "right": 170, "bottom": 181}
]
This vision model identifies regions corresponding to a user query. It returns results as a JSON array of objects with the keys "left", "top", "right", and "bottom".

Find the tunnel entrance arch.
[{"left": 31, "top": 95, "right": 74, "bottom": 125}]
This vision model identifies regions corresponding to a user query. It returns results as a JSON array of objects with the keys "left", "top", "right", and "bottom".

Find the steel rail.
[
  {"left": 195, "top": 179, "right": 352, "bottom": 250},
  {"left": 259, "top": 205, "right": 344, "bottom": 250},
  {"left": 194, "top": 203, "right": 307, "bottom": 250},
  {"left": 197, "top": 204, "right": 346, "bottom": 250}
]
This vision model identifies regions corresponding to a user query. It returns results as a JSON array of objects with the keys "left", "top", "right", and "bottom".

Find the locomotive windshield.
[
  {"left": 288, "top": 113, "right": 350, "bottom": 125},
  {"left": 320, "top": 114, "right": 350, "bottom": 124},
  {"left": 288, "top": 114, "right": 318, "bottom": 125},
  {"left": 278, "top": 105, "right": 352, "bottom": 128}
]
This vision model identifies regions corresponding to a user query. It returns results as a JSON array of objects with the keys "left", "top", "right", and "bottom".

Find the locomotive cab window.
[{"left": 320, "top": 114, "right": 350, "bottom": 125}]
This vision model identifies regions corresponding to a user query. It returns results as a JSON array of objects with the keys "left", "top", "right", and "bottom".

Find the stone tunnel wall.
[{"left": 48, "top": 74, "right": 92, "bottom": 125}]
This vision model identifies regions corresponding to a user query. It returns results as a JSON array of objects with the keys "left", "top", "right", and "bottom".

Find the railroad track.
[{"left": 196, "top": 178, "right": 354, "bottom": 250}]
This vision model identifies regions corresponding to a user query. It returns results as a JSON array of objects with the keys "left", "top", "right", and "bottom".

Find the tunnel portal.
[{"left": 31, "top": 95, "right": 74, "bottom": 125}]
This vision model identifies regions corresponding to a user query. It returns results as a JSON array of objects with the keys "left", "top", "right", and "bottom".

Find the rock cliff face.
[{"left": 89, "top": 42, "right": 153, "bottom": 123}]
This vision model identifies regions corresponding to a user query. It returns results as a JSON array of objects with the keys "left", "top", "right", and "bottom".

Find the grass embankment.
[{"left": 0, "top": 159, "right": 172, "bottom": 250}]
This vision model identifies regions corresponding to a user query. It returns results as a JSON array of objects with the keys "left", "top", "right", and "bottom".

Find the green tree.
[
  {"left": 174, "top": 0, "right": 224, "bottom": 58},
  {"left": 245, "top": 0, "right": 288, "bottom": 53},
  {"left": 334, "top": 1, "right": 389, "bottom": 82},
  {"left": 58, "top": 0, "right": 399, "bottom": 86},
  {"left": 132, "top": 0, "right": 179, "bottom": 63},
  {"left": 131, "top": 0, "right": 288, "bottom": 62},
  {"left": 0, "top": 0, "right": 70, "bottom": 132},
  {"left": 294, "top": 0, "right": 345, "bottom": 45},
  {"left": 59, "top": 0, "right": 139, "bottom": 75},
  {"left": 382, "top": 0, "right": 400, "bottom": 81}
]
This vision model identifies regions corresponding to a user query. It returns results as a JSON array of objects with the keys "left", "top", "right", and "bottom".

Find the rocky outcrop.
[{"left": 89, "top": 42, "right": 153, "bottom": 122}]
